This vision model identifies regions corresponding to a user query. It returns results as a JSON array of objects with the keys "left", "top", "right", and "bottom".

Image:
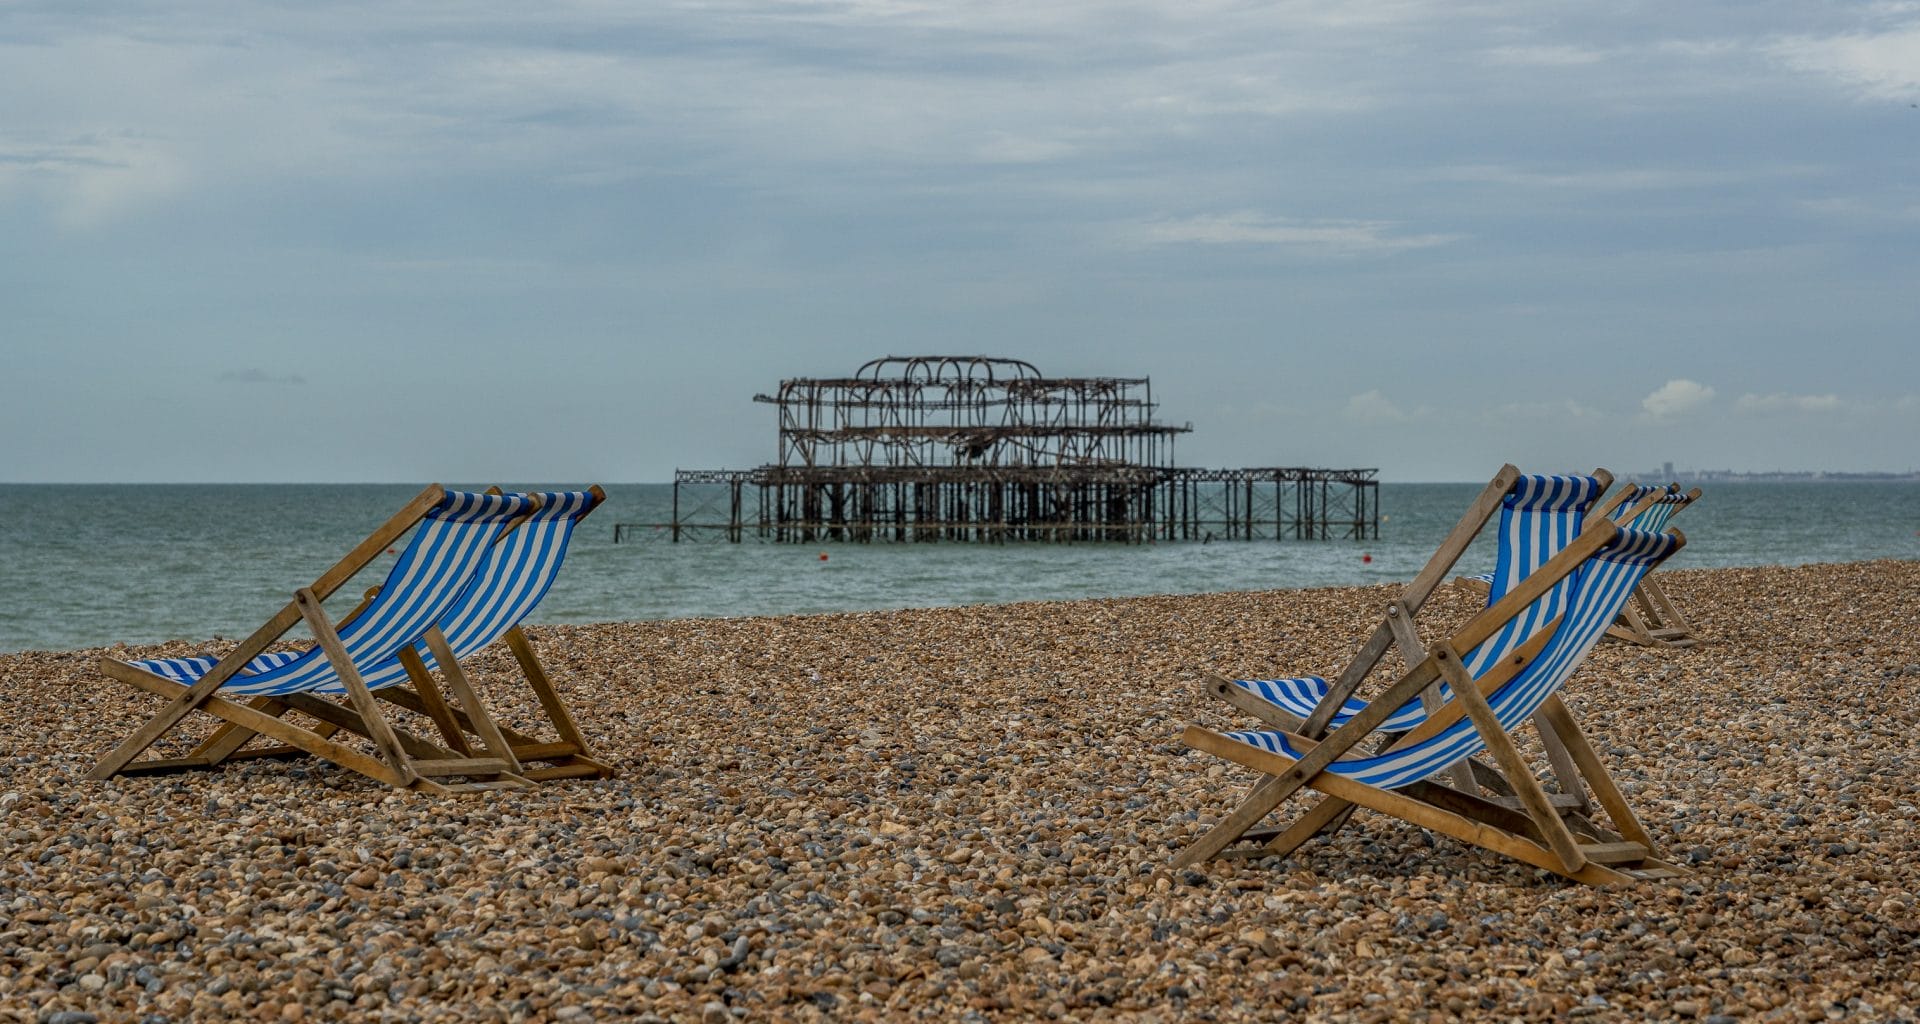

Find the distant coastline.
[{"left": 1636, "top": 469, "right": 1920, "bottom": 484}]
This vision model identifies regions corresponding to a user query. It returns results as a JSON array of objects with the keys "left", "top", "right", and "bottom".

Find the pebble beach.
[{"left": 3, "top": 559, "right": 1918, "bottom": 1023}]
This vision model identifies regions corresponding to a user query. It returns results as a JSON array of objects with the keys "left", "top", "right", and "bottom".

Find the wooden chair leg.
[
  {"left": 1530, "top": 710, "right": 1594, "bottom": 814},
  {"left": 423, "top": 628, "right": 522, "bottom": 774},
  {"left": 397, "top": 646, "right": 473, "bottom": 755},
  {"left": 505, "top": 627, "right": 595, "bottom": 755},
  {"left": 297, "top": 589, "right": 416, "bottom": 785},
  {"left": 1533, "top": 697, "right": 1659, "bottom": 855},
  {"left": 1243, "top": 794, "right": 1355, "bottom": 859}
]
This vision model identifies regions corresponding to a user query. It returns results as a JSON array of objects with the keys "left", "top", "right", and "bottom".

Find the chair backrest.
[
  {"left": 1461, "top": 474, "right": 1607, "bottom": 676},
  {"left": 1341, "top": 525, "right": 1681, "bottom": 789},
  {"left": 365, "top": 489, "right": 602, "bottom": 684},
  {"left": 1615, "top": 483, "right": 1693, "bottom": 533},
  {"left": 212, "top": 491, "right": 538, "bottom": 697}
]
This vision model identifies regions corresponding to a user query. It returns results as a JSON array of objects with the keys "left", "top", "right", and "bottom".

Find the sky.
[{"left": 3, "top": 1, "right": 1917, "bottom": 483}]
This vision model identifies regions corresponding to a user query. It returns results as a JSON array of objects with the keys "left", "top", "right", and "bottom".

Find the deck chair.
[
  {"left": 88, "top": 487, "right": 543, "bottom": 794},
  {"left": 1207, "top": 469, "right": 1632, "bottom": 800},
  {"left": 1174, "top": 520, "right": 1689, "bottom": 885},
  {"left": 1603, "top": 485, "right": 1702, "bottom": 648},
  {"left": 164, "top": 488, "right": 618, "bottom": 783}
]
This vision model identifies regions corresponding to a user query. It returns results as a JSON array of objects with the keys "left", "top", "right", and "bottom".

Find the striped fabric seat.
[
  {"left": 1218, "top": 525, "right": 1678, "bottom": 790},
  {"left": 1230, "top": 473, "right": 1605, "bottom": 728},
  {"left": 131, "top": 491, "right": 536, "bottom": 697},
  {"left": 365, "top": 490, "right": 598, "bottom": 684}
]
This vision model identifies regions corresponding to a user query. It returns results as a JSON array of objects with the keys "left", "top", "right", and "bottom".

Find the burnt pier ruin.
[{"left": 618, "top": 356, "right": 1378, "bottom": 543}]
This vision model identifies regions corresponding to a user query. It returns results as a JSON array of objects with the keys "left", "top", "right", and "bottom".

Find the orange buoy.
[
  {"left": 1362, "top": 553, "right": 1372, "bottom": 564},
  {"left": 819, "top": 552, "right": 829, "bottom": 562}
]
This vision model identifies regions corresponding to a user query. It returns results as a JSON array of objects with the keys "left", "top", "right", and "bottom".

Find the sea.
[{"left": 2, "top": 482, "right": 1915, "bottom": 654}]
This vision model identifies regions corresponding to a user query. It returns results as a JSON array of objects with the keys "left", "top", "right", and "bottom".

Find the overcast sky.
[{"left": 4, "top": 1, "right": 1916, "bottom": 482}]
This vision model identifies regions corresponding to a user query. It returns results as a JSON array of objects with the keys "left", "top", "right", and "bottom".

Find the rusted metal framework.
[
  {"left": 615, "top": 356, "right": 1379, "bottom": 544},
  {"left": 758, "top": 356, "right": 1187, "bottom": 470}
]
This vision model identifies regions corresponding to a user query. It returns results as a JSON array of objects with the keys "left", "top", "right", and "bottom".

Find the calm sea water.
[{"left": 1, "top": 482, "right": 1915, "bottom": 653}]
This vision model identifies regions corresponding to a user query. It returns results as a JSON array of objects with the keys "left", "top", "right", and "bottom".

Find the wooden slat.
[
  {"left": 221, "top": 744, "right": 310, "bottom": 762},
  {"left": 271, "top": 692, "right": 458, "bottom": 761},
  {"left": 1531, "top": 707, "right": 1594, "bottom": 813},
  {"left": 1400, "top": 779, "right": 1554, "bottom": 840},
  {"left": 412, "top": 757, "right": 515, "bottom": 777},
  {"left": 1198, "top": 673, "right": 1308, "bottom": 731},
  {"left": 1620, "top": 860, "right": 1688, "bottom": 880},
  {"left": 1490, "top": 792, "right": 1585, "bottom": 811},
  {"left": 436, "top": 778, "right": 534, "bottom": 794},
  {"left": 523, "top": 762, "right": 609, "bottom": 782},
  {"left": 1580, "top": 841, "right": 1653, "bottom": 865},
  {"left": 511, "top": 741, "right": 588, "bottom": 762},
  {"left": 1468, "top": 757, "right": 1518, "bottom": 797},
  {"left": 1640, "top": 577, "right": 1695, "bottom": 637},
  {"left": 374, "top": 685, "right": 542, "bottom": 747},
  {"left": 1394, "top": 601, "right": 1476, "bottom": 792},
  {"left": 189, "top": 695, "right": 290, "bottom": 763},
  {"left": 116, "top": 756, "right": 214, "bottom": 775}
]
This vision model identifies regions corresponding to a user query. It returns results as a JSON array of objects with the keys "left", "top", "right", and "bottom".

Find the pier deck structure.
[{"left": 617, "top": 356, "right": 1378, "bottom": 543}]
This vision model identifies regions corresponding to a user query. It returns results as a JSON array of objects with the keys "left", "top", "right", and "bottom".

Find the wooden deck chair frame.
[
  {"left": 1175, "top": 519, "right": 1688, "bottom": 885},
  {"left": 1603, "top": 487, "right": 1703, "bottom": 649},
  {"left": 88, "top": 485, "right": 536, "bottom": 795},
  {"left": 172, "top": 487, "right": 615, "bottom": 784},
  {"left": 1203, "top": 465, "right": 1619, "bottom": 806},
  {"left": 1199, "top": 483, "right": 1671, "bottom": 863}
]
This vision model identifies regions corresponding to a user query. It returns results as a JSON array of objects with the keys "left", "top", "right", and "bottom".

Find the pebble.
[{"left": 2, "top": 561, "right": 1917, "bottom": 1021}]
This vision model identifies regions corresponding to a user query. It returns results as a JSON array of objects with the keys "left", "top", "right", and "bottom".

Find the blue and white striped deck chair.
[
  {"left": 167, "top": 488, "right": 614, "bottom": 784},
  {"left": 1176, "top": 522, "right": 1689, "bottom": 885},
  {"left": 1216, "top": 472, "right": 1612, "bottom": 737},
  {"left": 1606, "top": 484, "right": 1702, "bottom": 648},
  {"left": 362, "top": 488, "right": 612, "bottom": 782},
  {"left": 90, "top": 487, "right": 542, "bottom": 794}
]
